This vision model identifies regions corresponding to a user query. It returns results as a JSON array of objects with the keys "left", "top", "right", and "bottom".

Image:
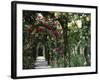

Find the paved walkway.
[{"left": 34, "top": 56, "right": 51, "bottom": 69}]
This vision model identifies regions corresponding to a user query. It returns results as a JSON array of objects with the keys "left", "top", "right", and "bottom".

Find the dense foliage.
[{"left": 23, "top": 11, "right": 91, "bottom": 69}]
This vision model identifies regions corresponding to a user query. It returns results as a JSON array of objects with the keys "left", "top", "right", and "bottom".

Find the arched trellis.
[
  {"left": 31, "top": 25, "right": 63, "bottom": 63},
  {"left": 27, "top": 17, "right": 65, "bottom": 66}
]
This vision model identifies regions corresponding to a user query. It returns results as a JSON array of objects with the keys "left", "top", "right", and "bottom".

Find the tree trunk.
[{"left": 84, "top": 46, "right": 90, "bottom": 66}]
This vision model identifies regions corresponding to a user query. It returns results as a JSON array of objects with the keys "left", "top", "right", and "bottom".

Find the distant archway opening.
[{"left": 36, "top": 42, "right": 45, "bottom": 58}]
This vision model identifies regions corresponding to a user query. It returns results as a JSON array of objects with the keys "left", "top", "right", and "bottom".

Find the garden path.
[{"left": 34, "top": 56, "right": 51, "bottom": 69}]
